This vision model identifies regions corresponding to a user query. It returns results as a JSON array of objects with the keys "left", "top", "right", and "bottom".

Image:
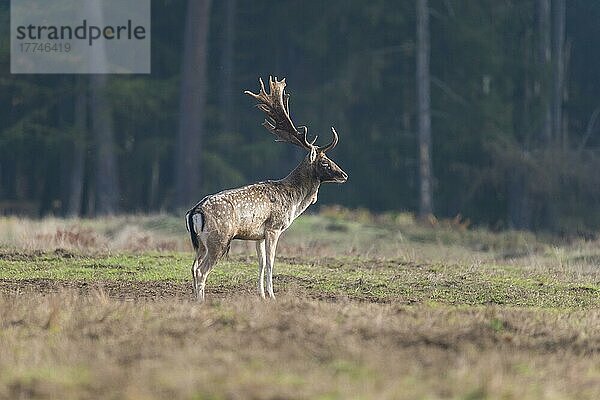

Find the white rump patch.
[{"left": 192, "top": 213, "right": 204, "bottom": 234}]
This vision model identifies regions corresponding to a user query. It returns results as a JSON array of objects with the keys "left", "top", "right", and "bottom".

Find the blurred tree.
[
  {"left": 551, "top": 0, "right": 566, "bottom": 145},
  {"left": 88, "top": 1, "right": 119, "bottom": 215},
  {"left": 174, "top": 0, "right": 212, "bottom": 209},
  {"left": 538, "top": 0, "right": 552, "bottom": 144},
  {"left": 91, "top": 74, "right": 120, "bottom": 215},
  {"left": 67, "top": 77, "right": 87, "bottom": 216},
  {"left": 416, "top": 0, "right": 433, "bottom": 219},
  {"left": 219, "top": 0, "right": 236, "bottom": 134}
]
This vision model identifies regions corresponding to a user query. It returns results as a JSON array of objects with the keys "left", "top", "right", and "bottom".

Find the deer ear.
[{"left": 309, "top": 147, "right": 317, "bottom": 163}]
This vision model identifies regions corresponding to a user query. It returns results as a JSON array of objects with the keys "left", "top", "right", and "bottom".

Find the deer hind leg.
[
  {"left": 265, "top": 230, "right": 281, "bottom": 300},
  {"left": 194, "top": 252, "right": 219, "bottom": 302},
  {"left": 191, "top": 239, "right": 207, "bottom": 300},
  {"left": 256, "top": 240, "right": 266, "bottom": 299},
  {"left": 194, "top": 232, "right": 228, "bottom": 302}
]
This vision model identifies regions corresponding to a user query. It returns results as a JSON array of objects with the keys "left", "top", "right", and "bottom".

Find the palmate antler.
[
  {"left": 244, "top": 77, "right": 314, "bottom": 149},
  {"left": 245, "top": 76, "right": 339, "bottom": 152}
]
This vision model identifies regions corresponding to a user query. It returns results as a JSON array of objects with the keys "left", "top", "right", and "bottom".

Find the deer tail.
[{"left": 185, "top": 209, "right": 204, "bottom": 250}]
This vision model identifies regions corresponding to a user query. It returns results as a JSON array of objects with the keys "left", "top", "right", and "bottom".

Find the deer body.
[{"left": 186, "top": 77, "right": 347, "bottom": 301}]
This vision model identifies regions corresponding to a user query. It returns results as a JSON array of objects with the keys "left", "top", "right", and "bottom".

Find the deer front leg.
[
  {"left": 264, "top": 230, "right": 281, "bottom": 299},
  {"left": 256, "top": 239, "right": 266, "bottom": 299}
]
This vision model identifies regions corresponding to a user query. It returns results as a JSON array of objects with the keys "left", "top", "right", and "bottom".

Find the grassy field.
[{"left": 0, "top": 210, "right": 599, "bottom": 399}]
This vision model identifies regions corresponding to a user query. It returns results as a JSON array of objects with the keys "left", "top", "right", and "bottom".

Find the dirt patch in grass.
[
  {"left": 0, "top": 277, "right": 388, "bottom": 303},
  {"left": 0, "top": 248, "right": 86, "bottom": 261},
  {"left": 0, "top": 278, "right": 190, "bottom": 300},
  {"left": 0, "top": 249, "right": 47, "bottom": 261}
]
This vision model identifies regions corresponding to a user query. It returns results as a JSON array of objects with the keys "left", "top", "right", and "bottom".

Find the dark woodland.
[{"left": 1, "top": 0, "right": 600, "bottom": 234}]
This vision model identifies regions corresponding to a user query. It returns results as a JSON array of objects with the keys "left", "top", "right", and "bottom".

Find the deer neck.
[{"left": 281, "top": 158, "right": 320, "bottom": 213}]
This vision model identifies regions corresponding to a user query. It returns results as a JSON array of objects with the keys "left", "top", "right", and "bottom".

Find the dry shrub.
[
  {"left": 319, "top": 205, "right": 375, "bottom": 224},
  {"left": 277, "top": 239, "right": 332, "bottom": 258},
  {"left": 0, "top": 216, "right": 185, "bottom": 252},
  {"left": 34, "top": 226, "right": 99, "bottom": 249},
  {"left": 430, "top": 213, "right": 472, "bottom": 231},
  {"left": 320, "top": 205, "right": 472, "bottom": 232},
  {"left": 112, "top": 225, "right": 178, "bottom": 252}
]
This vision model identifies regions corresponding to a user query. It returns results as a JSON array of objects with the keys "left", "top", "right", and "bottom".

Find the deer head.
[{"left": 245, "top": 77, "right": 348, "bottom": 183}]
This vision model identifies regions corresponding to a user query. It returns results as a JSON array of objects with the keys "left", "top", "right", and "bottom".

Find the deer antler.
[
  {"left": 318, "top": 127, "right": 339, "bottom": 153},
  {"left": 245, "top": 77, "right": 316, "bottom": 150}
]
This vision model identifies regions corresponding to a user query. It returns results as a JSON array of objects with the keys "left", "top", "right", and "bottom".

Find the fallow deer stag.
[{"left": 185, "top": 77, "right": 348, "bottom": 301}]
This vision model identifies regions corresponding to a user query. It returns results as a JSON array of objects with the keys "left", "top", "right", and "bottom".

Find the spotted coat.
[{"left": 185, "top": 150, "right": 346, "bottom": 301}]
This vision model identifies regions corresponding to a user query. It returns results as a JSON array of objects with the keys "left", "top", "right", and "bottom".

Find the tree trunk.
[
  {"left": 57, "top": 77, "right": 71, "bottom": 215},
  {"left": 91, "top": 74, "right": 120, "bottom": 215},
  {"left": 538, "top": 0, "right": 552, "bottom": 144},
  {"left": 174, "top": 0, "right": 212, "bottom": 209},
  {"left": 67, "top": 77, "right": 87, "bottom": 217},
  {"left": 149, "top": 156, "right": 160, "bottom": 209},
  {"left": 508, "top": 166, "right": 532, "bottom": 230},
  {"left": 220, "top": 0, "right": 236, "bottom": 134},
  {"left": 87, "top": 1, "right": 119, "bottom": 215},
  {"left": 416, "top": 0, "right": 433, "bottom": 219},
  {"left": 551, "top": 0, "right": 566, "bottom": 144}
]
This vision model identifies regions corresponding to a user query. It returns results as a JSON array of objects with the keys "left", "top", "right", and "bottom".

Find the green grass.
[{"left": 1, "top": 249, "right": 598, "bottom": 308}]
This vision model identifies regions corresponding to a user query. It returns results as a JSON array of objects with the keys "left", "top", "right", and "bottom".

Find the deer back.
[{"left": 193, "top": 179, "right": 305, "bottom": 241}]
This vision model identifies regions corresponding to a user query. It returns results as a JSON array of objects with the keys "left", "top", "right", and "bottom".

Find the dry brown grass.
[
  {"left": 1, "top": 213, "right": 599, "bottom": 399},
  {"left": 0, "top": 290, "right": 599, "bottom": 400},
  {"left": 0, "top": 215, "right": 184, "bottom": 253}
]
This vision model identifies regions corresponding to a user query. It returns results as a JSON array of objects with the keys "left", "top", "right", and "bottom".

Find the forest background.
[{"left": 1, "top": 0, "right": 598, "bottom": 235}]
